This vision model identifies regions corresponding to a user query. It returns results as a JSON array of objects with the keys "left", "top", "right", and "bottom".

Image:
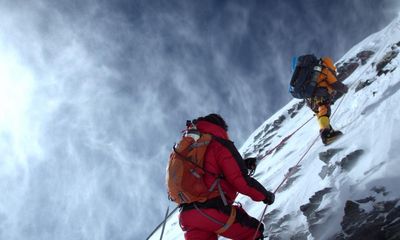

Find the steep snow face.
[{"left": 150, "top": 16, "right": 400, "bottom": 240}]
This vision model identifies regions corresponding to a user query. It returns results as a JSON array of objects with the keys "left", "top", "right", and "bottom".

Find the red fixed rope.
[
  {"left": 252, "top": 135, "right": 320, "bottom": 240},
  {"left": 257, "top": 115, "right": 314, "bottom": 160}
]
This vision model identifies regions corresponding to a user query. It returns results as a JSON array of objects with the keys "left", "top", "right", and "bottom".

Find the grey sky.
[{"left": 0, "top": 0, "right": 398, "bottom": 239}]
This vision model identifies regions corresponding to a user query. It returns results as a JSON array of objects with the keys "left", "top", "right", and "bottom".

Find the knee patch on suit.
[
  {"left": 317, "top": 105, "right": 329, "bottom": 117},
  {"left": 318, "top": 116, "right": 330, "bottom": 129}
]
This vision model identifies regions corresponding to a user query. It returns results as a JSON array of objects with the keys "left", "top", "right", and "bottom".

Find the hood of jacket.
[{"left": 196, "top": 120, "right": 229, "bottom": 140}]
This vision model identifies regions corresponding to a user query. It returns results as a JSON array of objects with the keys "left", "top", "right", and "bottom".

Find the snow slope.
[{"left": 149, "top": 15, "right": 400, "bottom": 240}]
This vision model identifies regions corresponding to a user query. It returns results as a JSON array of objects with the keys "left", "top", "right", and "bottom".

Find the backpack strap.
[
  {"left": 201, "top": 135, "right": 229, "bottom": 205},
  {"left": 208, "top": 177, "right": 228, "bottom": 206},
  {"left": 319, "top": 58, "right": 337, "bottom": 77},
  {"left": 312, "top": 58, "right": 335, "bottom": 89}
]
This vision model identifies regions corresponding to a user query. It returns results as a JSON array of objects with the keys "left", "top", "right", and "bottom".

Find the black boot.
[{"left": 320, "top": 127, "right": 343, "bottom": 145}]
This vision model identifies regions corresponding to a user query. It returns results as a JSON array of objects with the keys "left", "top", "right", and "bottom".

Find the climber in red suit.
[{"left": 179, "top": 113, "right": 275, "bottom": 240}]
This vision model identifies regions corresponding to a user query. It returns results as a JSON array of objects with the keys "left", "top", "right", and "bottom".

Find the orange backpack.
[{"left": 166, "top": 126, "right": 222, "bottom": 205}]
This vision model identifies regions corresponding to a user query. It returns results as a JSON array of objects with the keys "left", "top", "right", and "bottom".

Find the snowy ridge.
[{"left": 151, "top": 15, "right": 400, "bottom": 240}]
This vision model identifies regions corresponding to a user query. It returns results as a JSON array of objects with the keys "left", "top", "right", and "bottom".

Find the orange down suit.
[{"left": 306, "top": 57, "right": 348, "bottom": 130}]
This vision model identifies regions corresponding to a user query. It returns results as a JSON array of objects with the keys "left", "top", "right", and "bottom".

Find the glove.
[
  {"left": 244, "top": 157, "right": 257, "bottom": 176},
  {"left": 244, "top": 157, "right": 256, "bottom": 169},
  {"left": 263, "top": 191, "right": 275, "bottom": 205}
]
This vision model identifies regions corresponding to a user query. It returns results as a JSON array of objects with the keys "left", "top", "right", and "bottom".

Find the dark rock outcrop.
[
  {"left": 277, "top": 165, "right": 301, "bottom": 193},
  {"left": 319, "top": 164, "right": 337, "bottom": 180},
  {"left": 300, "top": 188, "right": 333, "bottom": 239},
  {"left": 269, "top": 214, "right": 291, "bottom": 230},
  {"left": 253, "top": 123, "right": 271, "bottom": 141},
  {"left": 263, "top": 210, "right": 309, "bottom": 240},
  {"left": 319, "top": 148, "right": 343, "bottom": 164},
  {"left": 266, "top": 115, "right": 286, "bottom": 135},
  {"left": 340, "top": 199, "right": 400, "bottom": 240},
  {"left": 263, "top": 209, "right": 281, "bottom": 225},
  {"left": 287, "top": 100, "right": 306, "bottom": 118},
  {"left": 337, "top": 62, "right": 360, "bottom": 82},
  {"left": 318, "top": 148, "right": 345, "bottom": 179},
  {"left": 356, "top": 50, "right": 375, "bottom": 65},
  {"left": 252, "top": 134, "right": 275, "bottom": 154},
  {"left": 337, "top": 149, "right": 364, "bottom": 172},
  {"left": 336, "top": 50, "right": 375, "bottom": 82},
  {"left": 355, "top": 78, "right": 376, "bottom": 92},
  {"left": 376, "top": 50, "right": 399, "bottom": 76},
  {"left": 251, "top": 114, "right": 288, "bottom": 155},
  {"left": 263, "top": 209, "right": 289, "bottom": 239},
  {"left": 300, "top": 188, "right": 332, "bottom": 217}
]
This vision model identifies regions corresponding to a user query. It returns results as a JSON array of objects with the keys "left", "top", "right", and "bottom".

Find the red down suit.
[{"left": 179, "top": 120, "right": 271, "bottom": 240}]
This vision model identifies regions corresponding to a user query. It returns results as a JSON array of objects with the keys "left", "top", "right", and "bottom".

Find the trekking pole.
[
  {"left": 159, "top": 206, "right": 170, "bottom": 240},
  {"left": 146, "top": 206, "right": 179, "bottom": 240}
]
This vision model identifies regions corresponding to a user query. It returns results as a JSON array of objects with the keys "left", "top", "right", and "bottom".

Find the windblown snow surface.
[{"left": 150, "top": 16, "right": 400, "bottom": 240}]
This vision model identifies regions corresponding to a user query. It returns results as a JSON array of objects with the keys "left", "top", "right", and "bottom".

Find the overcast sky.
[{"left": 0, "top": 1, "right": 399, "bottom": 239}]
